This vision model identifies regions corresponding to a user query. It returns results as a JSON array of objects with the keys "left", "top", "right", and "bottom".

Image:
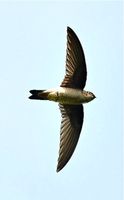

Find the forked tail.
[{"left": 29, "top": 90, "right": 48, "bottom": 100}]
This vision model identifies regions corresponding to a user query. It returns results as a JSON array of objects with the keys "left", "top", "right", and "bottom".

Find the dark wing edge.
[
  {"left": 57, "top": 104, "right": 84, "bottom": 172},
  {"left": 60, "top": 27, "right": 87, "bottom": 89}
]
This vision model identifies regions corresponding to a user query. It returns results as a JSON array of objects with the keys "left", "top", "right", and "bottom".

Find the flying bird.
[{"left": 29, "top": 27, "right": 96, "bottom": 172}]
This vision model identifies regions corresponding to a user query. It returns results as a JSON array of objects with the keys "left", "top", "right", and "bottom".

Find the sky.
[{"left": 0, "top": 1, "right": 123, "bottom": 200}]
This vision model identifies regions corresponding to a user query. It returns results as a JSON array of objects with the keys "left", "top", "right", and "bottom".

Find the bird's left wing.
[{"left": 57, "top": 104, "right": 84, "bottom": 172}]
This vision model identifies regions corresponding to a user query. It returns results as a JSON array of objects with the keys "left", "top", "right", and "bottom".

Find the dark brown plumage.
[
  {"left": 61, "top": 27, "right": 87, "bottom": 89},
  {"left": 57, "top": 27, "right": 87, "bottom": 172},
  {"left": 57, "top": 104, "right": 83, "bottom": 172},
  {"left": 29, "top": 27, "right": 95, "bottom": 172}
]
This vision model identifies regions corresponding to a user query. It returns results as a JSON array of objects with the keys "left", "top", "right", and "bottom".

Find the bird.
[{"left": 29, "top": 27, "right": 96, "bottom": 172}]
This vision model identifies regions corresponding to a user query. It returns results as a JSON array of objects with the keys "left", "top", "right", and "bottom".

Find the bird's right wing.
[
  {"left": 57, "top": 104, "right": 84, "bottom": 172},
  {"left": 60, "top": 27, "right": 87, "bottom": 90}
]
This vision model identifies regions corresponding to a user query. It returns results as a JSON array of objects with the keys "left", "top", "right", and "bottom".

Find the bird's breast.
[{"left": 47, "top": 87, "right": 86, "bottom": 105}]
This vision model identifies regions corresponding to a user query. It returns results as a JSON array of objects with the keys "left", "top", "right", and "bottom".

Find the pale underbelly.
[{"left": 47, "top": 87, "right": 86, "bottom": 105}]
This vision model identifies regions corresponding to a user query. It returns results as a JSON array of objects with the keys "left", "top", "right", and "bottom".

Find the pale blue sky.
[{"left": 0, "top": 1, "right": 123, "bottom": 200}]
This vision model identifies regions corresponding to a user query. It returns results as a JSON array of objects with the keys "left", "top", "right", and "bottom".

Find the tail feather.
[{"left": 29, "top": 89, "right": 48, "bottom": 100}]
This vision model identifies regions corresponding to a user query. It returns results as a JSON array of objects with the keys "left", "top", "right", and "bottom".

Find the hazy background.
[{"left": 0, "top": 1, "right": 123, "bottom": 200}]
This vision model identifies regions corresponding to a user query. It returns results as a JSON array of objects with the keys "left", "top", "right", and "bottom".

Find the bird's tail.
[{"left": 29, "top": 90, "right": 48, "bottom": 100}]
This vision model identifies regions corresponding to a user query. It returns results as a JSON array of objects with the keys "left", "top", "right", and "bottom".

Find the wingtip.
[
  {"left": 67, "top": 26, "right": 73, "bottom": 32},
  {"left": 56, "top": 168, "right": 60, "bottom": 173},
  {"left": 56, "top": 166, "right": 62, "bottom": 173},
  {"left": 56, "top": 162, "right": 64, "bottom": 173}
]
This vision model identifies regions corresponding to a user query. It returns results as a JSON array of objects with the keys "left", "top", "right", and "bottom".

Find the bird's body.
[
  {"left": 29, "top": 27, "right": 96, "bottom": 172},
  {"left": 30, "top": 87, "right": 95, "bottom": 104}
]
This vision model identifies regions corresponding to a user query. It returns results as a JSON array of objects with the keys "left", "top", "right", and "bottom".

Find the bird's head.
[{"left": 83, "top": 91, "right": 96, "bottom": 102}]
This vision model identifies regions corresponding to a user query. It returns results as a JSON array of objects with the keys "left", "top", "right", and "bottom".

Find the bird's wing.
[
  {"left": 57, "top": 104, "right": 84, "bottom": 172},
  {"left": 60, "top": 27, "right": 87, "bottom": 89}
]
